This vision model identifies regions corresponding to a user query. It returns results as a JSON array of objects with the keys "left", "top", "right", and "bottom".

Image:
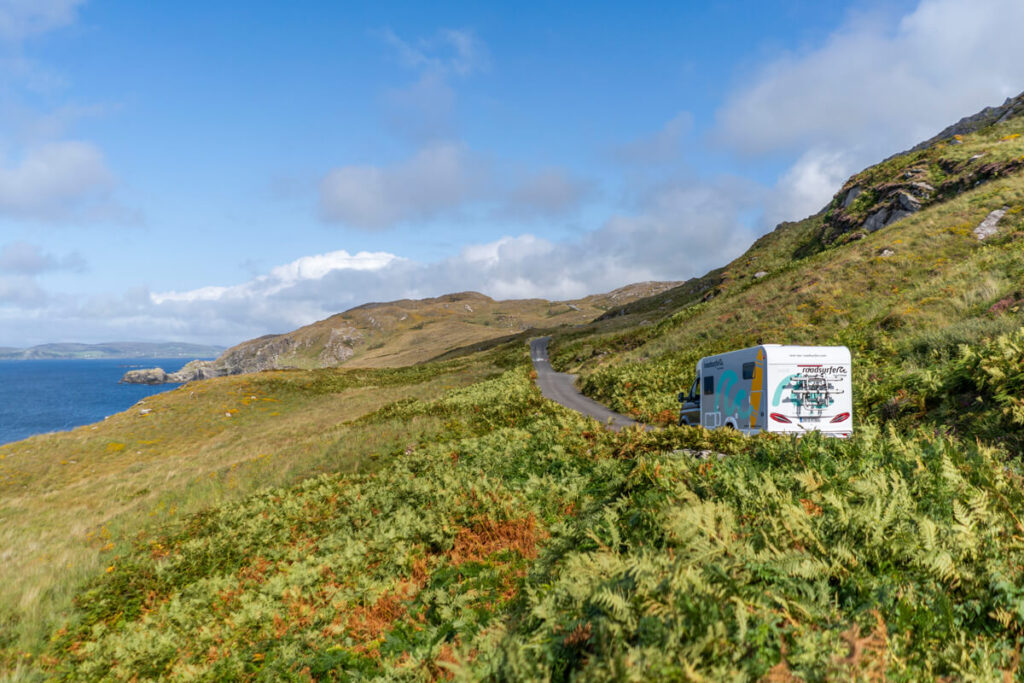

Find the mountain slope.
[
  {"left": 549, "top": 93, "right": 1024, "bottom": 448},
  {"left": 6, "top": 93, "right": 1024, "bottom": 679},
  {"left": 123, "top": 283, "right": 679, "bottom": 383}
]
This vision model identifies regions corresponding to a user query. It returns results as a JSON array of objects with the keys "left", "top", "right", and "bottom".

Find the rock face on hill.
[
  {"left": 818, "top": 91, "right": 1024, "bottom": 244},
  {"left": 120, "top": 285, "right": 681, "bottom": 384}
]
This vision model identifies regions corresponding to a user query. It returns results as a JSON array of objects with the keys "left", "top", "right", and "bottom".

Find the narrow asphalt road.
[{"left": 530, "top": 336, "right": 645, "bottom": 431}]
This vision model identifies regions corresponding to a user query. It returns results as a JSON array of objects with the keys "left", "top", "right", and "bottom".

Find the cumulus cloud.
[
  {"left": 764, "top": 147, "right": 857, "bottom": 225},
  {"left": 0, "top": 241, "right": 85, "bottom": 274},
  {"left": 502, "top": 167, "right": 593, "bottom": 218},
  {"left": 718, "top": 0, "right": 1024, "bottom": 159},
  {"left": 613, "top": 112, "right": 693, "bottom": 165},
  {"left": 0, "top": 275, "right": 46, "bottom": 306},
  {"left": 0, "top": 141, "right": 116, "bottom": 220},
  {"left": 114, "top": 176, "right": 755, "bottom": 341},
  {"left": 318, "top": 142, "right": 485, "bottom": 229},
  {"left": 713, "top": 0, "right": 1024, "bottom": 223},
  {"left": 152, "top": 250, "right": 400, "bottom": 305},
  {"left": 0, "top": 0, "right": 83, "bottom": 42}
]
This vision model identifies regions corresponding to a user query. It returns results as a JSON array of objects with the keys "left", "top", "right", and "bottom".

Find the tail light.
[
  {"left": 769, "top": 413, "right": 792, "bottom": 424},
  {"left": 830, "top": 412, "right": 850, "bottom": 423}
]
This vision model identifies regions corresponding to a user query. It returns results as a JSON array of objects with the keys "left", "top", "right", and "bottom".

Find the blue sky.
[{"left": 1, "top": 0, "right": 1022, "bottom": 346}]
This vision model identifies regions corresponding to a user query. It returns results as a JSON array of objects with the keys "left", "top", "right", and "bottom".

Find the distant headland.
[{"left": 0, "top": 342, "right": 224, "bottom": 360}]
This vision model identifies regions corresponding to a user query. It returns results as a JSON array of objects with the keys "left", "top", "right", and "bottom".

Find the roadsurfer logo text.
[{"left": 800, "top": 366, "right": 847, "bottom": 376}]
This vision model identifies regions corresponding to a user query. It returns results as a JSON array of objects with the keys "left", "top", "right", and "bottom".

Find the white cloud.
[
  {"left": 130, "top": 176, "right": 758, "bottom": 342},
  {"left": 268, "top": 250, "right": 397, "bottom": 282},
  {"left": 0, "top": 241, "right": 85, "bottom": 274},
  {"left": 0, "top": 0, "right": 83, "bottom": 42},
  {"left": 0, "top": 141, "right": 115, "bottom": 220},
  {"left": 718, "top": 0, "right": 1024, "bottom": 157},
  {"left": 716, "top": 0, "right": 1024, "bottom": 221},
  {"left": 152, "top": 249, "right": 400, "bottom": 306},
  {"left": 765, "top": 147, "right": 856, "bottom": 225},
  {"left": 503, "top": 167, "right": 593, "bottom": 218},
  {"left": 319, "top": 142, "right": 484, "bottom": 229},
  {"left": 0, "top": 274, "right": 46, "bottom": 306}
]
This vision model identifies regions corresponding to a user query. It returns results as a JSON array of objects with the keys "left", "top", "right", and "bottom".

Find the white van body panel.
[{"left": 696, "top": 345, "right": 852, "bottom": 437}]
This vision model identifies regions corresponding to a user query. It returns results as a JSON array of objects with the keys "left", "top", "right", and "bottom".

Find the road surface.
[{"left": 530, "top": 336, "right": 644, "bottom": 431}]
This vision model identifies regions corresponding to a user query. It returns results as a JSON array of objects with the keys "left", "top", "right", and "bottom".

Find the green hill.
[{"left": 3, "top": 94, "right": 1024, "bottom": 680}]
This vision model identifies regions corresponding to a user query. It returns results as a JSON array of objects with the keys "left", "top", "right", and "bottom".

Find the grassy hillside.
[
  {"left": 0, "top": 353, "right": 513, "bottom": 675},
  {"left": 551, "top": 103, "right": 1024, "bottom": 453},
  {"left": 4, "top": 96, "right": 1024, "bottom": 679},
  {"left": 186, "top": 283, "right": 680, "bottom": 378}
]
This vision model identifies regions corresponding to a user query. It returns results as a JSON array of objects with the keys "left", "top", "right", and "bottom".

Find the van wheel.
[{"left": 678, "top": 415, "right": 688, "bottom": 426}]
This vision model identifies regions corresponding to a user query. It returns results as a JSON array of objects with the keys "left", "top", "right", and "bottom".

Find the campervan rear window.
[
  {"left": 703, "top": 375, "right": 714, "bottom": 394},
  {"left": 742, "top": 362, "right": 755, "bottom": 380}
]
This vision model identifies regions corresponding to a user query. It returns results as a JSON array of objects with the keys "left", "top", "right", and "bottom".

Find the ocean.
[{"left": 0, "top": 358, "right": 198, "bottom": 445}]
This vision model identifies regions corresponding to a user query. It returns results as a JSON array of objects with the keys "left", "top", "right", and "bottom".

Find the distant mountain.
[
  {"left": 121, "top": 284, "right": 680, "bottom": 383},
  {"left": 0, "top": 342, "right": 225, "bottom": 360}
]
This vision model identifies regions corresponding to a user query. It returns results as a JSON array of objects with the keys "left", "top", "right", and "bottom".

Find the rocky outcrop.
[
  {"left": 120, "top": 325, "right": 365, "bottom": 384},
  {"left": 120, "top": 368, "right": 170, "bottom": 384},
  {"left": 318, "top": 326, "right": 360, "bottom": 366},
  {"left": 814, "top": 92, "right": 1024, "bottom": 244},
  {"left": 974, "top": 207, "right": 1009, "bottom": 240}
]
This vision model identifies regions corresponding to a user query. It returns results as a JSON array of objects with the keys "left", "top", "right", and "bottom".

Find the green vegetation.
[
  {"left": 24, "top": 371, "right": 1024, "bottom": 680},
  {"left": 556, "top": 173, "right": 1024, "bottom": 450},
  {"left": 4, "top": 99, "right": 1024, "bottom": 679}
]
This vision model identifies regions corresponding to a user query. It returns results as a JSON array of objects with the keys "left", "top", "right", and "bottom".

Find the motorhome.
[{"left": 677, "top": 345, "right": 853, "bottom": 437}]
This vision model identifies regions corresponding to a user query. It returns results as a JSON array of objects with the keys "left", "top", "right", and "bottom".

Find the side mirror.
[{"left": 677, "top": 392, "right": 685, "bottom": 402}]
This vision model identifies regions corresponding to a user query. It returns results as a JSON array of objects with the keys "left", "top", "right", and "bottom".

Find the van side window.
[
  {"left": 690, "top": 378, "right": 700, "bottom": 400},
  {"left": 742, "top": 362, "right": 755, "bottom": 380},
  {"left": 703, "top": 375, "right": 714, "bottom": 395}
]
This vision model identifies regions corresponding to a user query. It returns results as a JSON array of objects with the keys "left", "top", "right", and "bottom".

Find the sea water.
[{"left": 0, "top": 358, "right": 199, "bottom": 445}]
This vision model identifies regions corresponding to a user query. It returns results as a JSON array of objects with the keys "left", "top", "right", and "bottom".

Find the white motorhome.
[{"left": 677, "top": 345, "right": 853, "bottom": 437}]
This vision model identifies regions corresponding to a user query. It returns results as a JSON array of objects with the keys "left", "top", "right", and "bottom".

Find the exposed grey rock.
[
  {"left": 841, "top": 186, "right": 862, "bottom": 208},
  {"left": 863, "top": 208, "right": 890, "bottom": 233},
  {"left": 974, "top": 207, "right": 1009, "bottom": 240},
  {"left": 885, "top": 209, "right": 915, "bottom": 227},
  {"left": 567, "top": 303, "right": 580, "bottom": 311},
  {"left": 909, "top": 181, "right": 935, "bottom": 196},
  {"left": 878, "top": 248, "right": 895, "bottom": 258},
  {"left": 120, "top": 368, "right": 169, "bottom": 384},
  {"left": 319, "top": 327, "right": 359, "bottom": 366},
  {"left": 897, "top": 192, "right": 921, "bottom": 212},
  {"left": 949, "top": 138, "right": 964, "bottom": 145},
  {"left": 753, "top": 271, "right": 768, "bottom": 279},
  {"left": 848, "top": 232, "right": 867, "bottom": 241},
  {"left": 970, "top": 153, "right": 986, "bottom": 162}
]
